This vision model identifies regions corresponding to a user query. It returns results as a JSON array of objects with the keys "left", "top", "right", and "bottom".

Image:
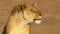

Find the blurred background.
[{"left": 0, "top": 0, "right": 60, "bottom": 34}]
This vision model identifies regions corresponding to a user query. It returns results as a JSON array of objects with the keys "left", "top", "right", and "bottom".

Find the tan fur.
[{"left": 6, "top": 3, "right": 42, "bottom": 34}]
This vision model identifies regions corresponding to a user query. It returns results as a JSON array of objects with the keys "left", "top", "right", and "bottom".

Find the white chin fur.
[{"left": 35, "top": 20, "right": 41, "bottom": 24}]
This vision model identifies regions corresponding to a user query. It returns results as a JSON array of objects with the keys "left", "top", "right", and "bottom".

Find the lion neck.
[{"left": 7, "top": 11, "right": 30, "bottom": 34}]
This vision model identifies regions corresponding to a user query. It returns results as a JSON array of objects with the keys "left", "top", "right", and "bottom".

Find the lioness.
[{"left": 6, "top": 3, "right": 42, "bottom": 34}]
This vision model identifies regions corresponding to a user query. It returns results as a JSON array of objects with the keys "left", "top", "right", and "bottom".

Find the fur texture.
[{"left": 6, "top": 3, "right": 42, "bottom": 34}]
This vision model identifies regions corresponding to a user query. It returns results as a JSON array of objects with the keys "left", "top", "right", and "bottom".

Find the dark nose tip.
[{"left": 39, "top": 14, "right": 42, "bottom": 16}]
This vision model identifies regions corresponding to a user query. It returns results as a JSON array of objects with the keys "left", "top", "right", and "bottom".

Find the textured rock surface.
[{"left": 0, "top": 0, "right": 60, "bottom": 34}]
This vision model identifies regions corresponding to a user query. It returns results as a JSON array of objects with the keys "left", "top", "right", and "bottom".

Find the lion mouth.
[{"left": 33, "top": 19, "right": 41, "bottom": 24}]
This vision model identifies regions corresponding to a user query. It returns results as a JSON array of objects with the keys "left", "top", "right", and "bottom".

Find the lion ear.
[
  {"left": 32, "top": 3, "right": 37, "bottom": 8},
  {"left": 23, "top": 2, "right": 29, "bottom": 7}
]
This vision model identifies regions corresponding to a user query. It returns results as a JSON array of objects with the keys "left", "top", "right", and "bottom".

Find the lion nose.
[{"left": 39, "top": 14, "right": 42, "bottom": 16}]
